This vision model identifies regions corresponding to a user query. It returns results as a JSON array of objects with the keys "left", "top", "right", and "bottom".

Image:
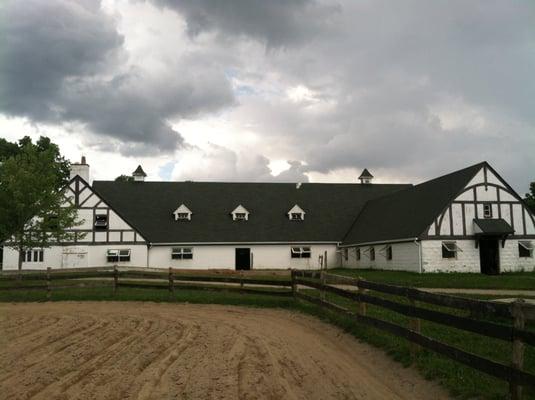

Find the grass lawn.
[{"left": 330, "top": 268, "right": 535, "bottom": 290}]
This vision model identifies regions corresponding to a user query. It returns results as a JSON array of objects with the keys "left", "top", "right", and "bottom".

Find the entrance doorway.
[
  {"left": 479, "top": 238, "right": 499, "bottom": 275},
  {"left": 235, "top": 248, "right": 251, "bottom": 270}
]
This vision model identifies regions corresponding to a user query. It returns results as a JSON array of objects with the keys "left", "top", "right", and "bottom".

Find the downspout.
[
  {"left": 414, "top": 239, "right": 423, "bottom": 274},
  {"left": 146, "top": 243, "right": 151, "bottom": 268}
]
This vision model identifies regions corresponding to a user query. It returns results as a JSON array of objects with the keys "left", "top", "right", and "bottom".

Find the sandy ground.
[{"left": 0, "top": 302, "right": 450, "bottom": 400}]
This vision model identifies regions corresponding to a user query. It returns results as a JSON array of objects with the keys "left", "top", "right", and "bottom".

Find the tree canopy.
[
  {"left": 525, "top": 182, "right": 535, "bottom": 213},
  {"left": 0, "top": 137, "right": 80, "bottom": 269}
]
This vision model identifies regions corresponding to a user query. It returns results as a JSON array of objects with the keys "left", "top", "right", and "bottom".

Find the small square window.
[
  {"left": 442, "top": 241, "right": 459, "bottom": 258},
  {"left": 290, "top": 213, "right": 303, "bottom": 221},
  {"left": 483, "top": 203, "right": 492, "bottom": 219},
  {"left": 291, "top": 247, "right": 311, "bottom": 258},
  {"left": 107, "top": 249, "right": 119, "bottom": 263},
  {"left": 235, "top": 213, "right": 246, "bottom": 220},
  {"left": 172, "top": 247, "right": 193, "bottom": 260},
  {"left": 519, "top": 241, "right": 533, "bottom": 258},
  {"left": 95, "top": 214, "right": 108, "bottom": 230},
  {"left": 176, "top": 213, "right": 190, "bottom": 220},
  {"left": 118, "top": 249, "right": 131, "bottom": 262}
]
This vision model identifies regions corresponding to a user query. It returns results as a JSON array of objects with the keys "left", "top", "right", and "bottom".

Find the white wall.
[
  {"left": 340, "top": 242, "right": 421, "bottom": 272},
  {"left": 422, "top": 240, "right": 535, "bottom": 273},
  {"left": 2, "top": 245, "right": 148, "bottom": 270},
  {"left": 149, "top": 244, "right": 339, "bottom": 270}
]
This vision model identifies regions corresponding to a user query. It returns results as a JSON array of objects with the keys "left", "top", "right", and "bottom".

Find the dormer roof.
[
  {"left": 132, "top": 165, "right": 147, "bottom": 177},
  {"left": 231, "top": 205, "right": 250, "bottom": 220},
  {"left": 358, "top": 168, "right": 373, "bottom": 179},
  {"left": 287, "top": 204, "right": 306, "bottom": 220},
  {"left": 173, "top": 204, "right": 192, "bottom": 220}
]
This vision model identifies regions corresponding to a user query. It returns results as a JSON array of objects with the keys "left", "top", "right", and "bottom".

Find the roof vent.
[
  {"left": 132, "top": 165, "right": 147, "bottom": 182},
  {"left": 296, "top": 182, "right": 302, "bottom": 189},
  {"left": 358, "top": 168, "right": 373, "bottom": 184}
]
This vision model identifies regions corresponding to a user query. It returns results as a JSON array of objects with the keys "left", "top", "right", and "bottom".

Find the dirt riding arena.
[{"left": 0, "top": 302, "right": 449, "bottom": 400}]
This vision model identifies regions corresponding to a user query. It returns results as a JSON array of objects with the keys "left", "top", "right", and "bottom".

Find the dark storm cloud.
[
  {"left": 204, "top": 0, "right": 535, "bottom": 189},
  {"left": 149, "top": 0, "right": 339, "bottom": 46},
  {"left": 0, "top": 0, "right": 235, "bottom": 154}
]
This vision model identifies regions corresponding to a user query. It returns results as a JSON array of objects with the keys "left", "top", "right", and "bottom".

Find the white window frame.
[
  {"left": 483, "top": 203, "right": 492, "bottom": 219},
  {"left": 107, "top": 249, "right": 131, "bottom": 263},
  {"left": 519, "top": 241, "right": 533, "bottom": 258},
  {"left": 287, "top": 204, "right": 306, "bottom": 221},
  {"left": 171, "top": 247, "right": 193, "bottom": 260},
  {"left": 173, "top": 204, "right": 192, "bottom": 221},
  {"left": 231, "top": 205, "right": 250, "bottom": 221},
  {"left": 291, "top": 246, "right": 311, "bottom": 259},
  {"left": 94, "top": 214, "right": 108, "bottom": 229},
  {"left": 23, "top": 249, "right": 44, "bottom": 263}
]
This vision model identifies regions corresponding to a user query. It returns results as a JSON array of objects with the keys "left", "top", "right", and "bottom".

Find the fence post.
[
  {"left": 510, "top": 299, "right": 525, "bottom": 400},
  {"left": 168, "top": 267, "right": 174, "bottom": 295},
  {"left": 409, "top": 295, "right": 421, "bottom": 357},
  {"left": 291, "top": 270, "right": 297, "bottom": 298},
  {"left": 113, "top": 265, "right": 118, "bottom": 295},
  {"left": 46, "top": 267, "right": 51, "bottom": 300},
  {"left": 320, "top": 270, "right": 326, "bottom": 301},
  {"left": 357, "top": 278, "right": 366, "bottom": 316}
]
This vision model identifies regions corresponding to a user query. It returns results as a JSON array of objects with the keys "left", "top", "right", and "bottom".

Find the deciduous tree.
[{"left": 0, "top": 143, "right": 81, "bottom": 270}]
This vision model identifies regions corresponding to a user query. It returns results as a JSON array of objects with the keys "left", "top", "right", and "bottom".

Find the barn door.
[
  {"left": 235, "top": 248, "right": 251, "bottom": 271},
  {"left": 479, "top": 239, "right": 499, "bottom": 275}
]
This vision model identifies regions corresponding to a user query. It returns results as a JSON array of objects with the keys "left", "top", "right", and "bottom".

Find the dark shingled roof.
[
  {"left": 92, "top": 181, "right": 409, "bottom": 244},
  {"left": 342, "top": 162, "right": 486, "bottom": 245},
  {"left": 474, "top": 218, "right": 514, "bottom": 235}
]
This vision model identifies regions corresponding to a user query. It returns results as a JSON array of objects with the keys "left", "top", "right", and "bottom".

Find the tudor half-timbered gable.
[
  {"left": 65, "top": 175, "right": 146, "bottom": 246},
  {"left": 426, "top": 164, "right": 535, "bottom": 239},
  {"left": 341, "top": 162, "right": 535, "bottom": 273}
]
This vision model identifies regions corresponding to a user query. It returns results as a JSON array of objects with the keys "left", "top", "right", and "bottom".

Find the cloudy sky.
[{"left": 1, "top": 0, "right": 534, "bottom": 192}]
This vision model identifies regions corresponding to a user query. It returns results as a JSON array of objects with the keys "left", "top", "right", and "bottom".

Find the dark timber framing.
[{"left": 65, "top": 176, "right": 144, "bottom": 246}]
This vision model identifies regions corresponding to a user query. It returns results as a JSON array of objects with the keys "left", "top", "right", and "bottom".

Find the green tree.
[
  {"left": 1, "top": 136, "right": 70, "bottom": 184},
  {"left": 0, "top": 145, "right": 81, "bottom": 270},
  {"left": 525, "top": 182, "right": 535, "bottom": 213},
  {"left": 115, "top": 174, "right": 134, "bottom": 182}
]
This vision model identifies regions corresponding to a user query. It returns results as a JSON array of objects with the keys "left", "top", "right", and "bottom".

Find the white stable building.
[{"left": 2, "top": 160, "right": 534, "bottom": 273}]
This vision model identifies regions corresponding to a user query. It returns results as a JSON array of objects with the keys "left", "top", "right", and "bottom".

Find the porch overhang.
[{"left": 473, "top": 218, "right": 514, "bottom": 248}]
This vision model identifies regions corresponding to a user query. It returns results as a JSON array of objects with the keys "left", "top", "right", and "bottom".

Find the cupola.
[
  {"left": 132, "top": 165, "right": 147, "bottom": 182},
  {"left": 358, "top": 168, "right": 373, "bottom": 184}
]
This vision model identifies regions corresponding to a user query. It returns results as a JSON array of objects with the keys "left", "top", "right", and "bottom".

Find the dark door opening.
[
  {"left": 479, "top": 238, "right": 499, "bottom": 275},
  {"left": 235, "top": 248, "right": 251, "bottom": 271}
]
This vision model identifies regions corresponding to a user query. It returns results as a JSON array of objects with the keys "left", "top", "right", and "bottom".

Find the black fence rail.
[
  {"left": 0, "top": 267, "right": 293, "bottom": 298},
  {"left": 291, "top": 270, "right": 535, "bottom": 400}
]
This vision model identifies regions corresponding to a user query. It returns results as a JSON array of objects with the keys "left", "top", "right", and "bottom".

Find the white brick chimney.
[{"left": 70, "top": 156, "right": 90, "bottom": 182}]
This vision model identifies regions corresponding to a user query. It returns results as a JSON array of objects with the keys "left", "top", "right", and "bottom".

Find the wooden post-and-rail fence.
[
  {"left": 291, "top": 270, "right": 535, "bottom": 400},
  {"left": 1, "top": 267, "right": 534, "bottom": 399}
]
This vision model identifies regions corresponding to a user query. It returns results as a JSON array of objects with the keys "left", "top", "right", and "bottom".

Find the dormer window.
[
  {"left": 287, "top": 205, "right": 305, "bottom": 221},
  {"left": 173, "top": 204, "right": 192, "bottom": 221},
  {"left": 94, "top": 214, "right": 108, "bottom": 230},
  {"left": 231, "top": 205, "right": 250, "bottom": 221}
]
